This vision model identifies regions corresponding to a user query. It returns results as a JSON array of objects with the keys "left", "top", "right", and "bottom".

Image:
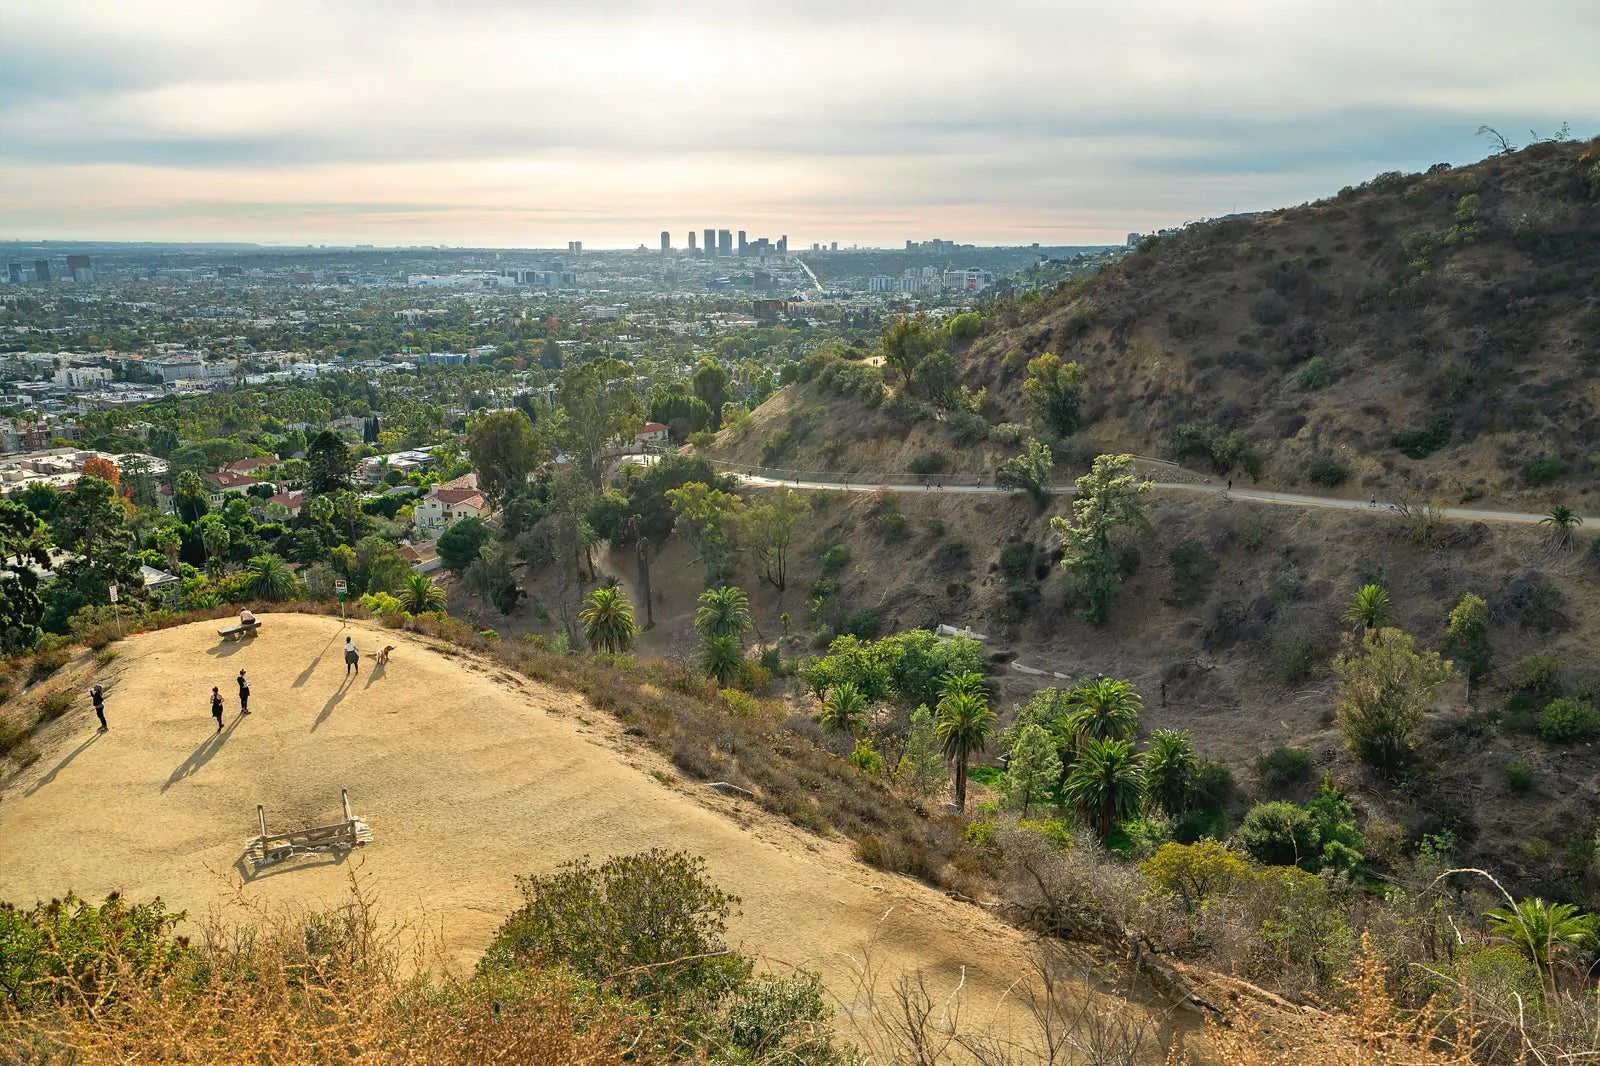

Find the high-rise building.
[
  {"left": 829, "top": 242, "right": 837, "bottom": 252},
  {"left": 688, "top": 231, "right": 697, "bottom": 252},
  {"left": 66, "top": 254, "right": 93, "bottom": 284},
  {"left": 660, "top": 231, "right": 671, "bottom": 253},
  {"left": 567, "top": 240, "right": 583, "bottom": 253},
  {"left": 5, "top": 263, "right": 23, "bottom": 285},
  {"left": 33, "top": 260, "right": 50, "bottom": 283},
  {"left": 717, "top": 229, "right": 732, "bottom": 257},
  {"left": 777, "top": 235, "right": 788, "bottom": 255},
  {"left": 737, "top": 230, "right": 747, "bottom": 256},
  {"left": 703, "top": 229, "right": 715, "bottom": 257}
]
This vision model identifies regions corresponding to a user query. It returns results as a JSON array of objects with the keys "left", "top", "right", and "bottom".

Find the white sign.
[
  {"left": 107, "top": 584, "right": 118, "bottom": 603},
  {"left": 334, "top": 578, "right": 348, "bottom": 593}
]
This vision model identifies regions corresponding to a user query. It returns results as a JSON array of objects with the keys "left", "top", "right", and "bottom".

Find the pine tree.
[
  {"left": 1001, "top": 723, "right": 1062, "bottom": 817},
  {"left": 896, "top": 705, "right": 947, "bottom": 798}
]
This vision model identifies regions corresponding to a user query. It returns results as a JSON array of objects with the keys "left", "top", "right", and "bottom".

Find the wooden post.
[
  {"left": 257, "top": 804, "right": 268, "bottom": 838},
  {"left": 341, "top": 787, "right": 352, "bottom": 822}
]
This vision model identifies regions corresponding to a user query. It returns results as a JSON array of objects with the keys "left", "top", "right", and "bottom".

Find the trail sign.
[
  {"left": 334, "top": 578, "right": 348, "bottom": 601},
  {"left": 107, "top": 584, "right": 118, "bottom": 603}
]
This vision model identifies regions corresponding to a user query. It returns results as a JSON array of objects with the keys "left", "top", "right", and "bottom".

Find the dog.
[{"left": 374, "top": 645, "right": 394, "bottom": 667}]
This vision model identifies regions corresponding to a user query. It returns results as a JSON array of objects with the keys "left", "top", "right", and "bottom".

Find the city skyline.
[{"left": 1, "top": 0, "right": 1596, "bottom": 247}]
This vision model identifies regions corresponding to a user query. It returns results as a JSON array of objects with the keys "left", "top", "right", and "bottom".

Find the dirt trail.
[{"left": 0, "top": 614, "right": 1051, "bottom": 1043}]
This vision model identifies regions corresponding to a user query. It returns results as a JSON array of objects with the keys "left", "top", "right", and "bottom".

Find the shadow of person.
[
  {"left": 362, "top": 660, "right": 387, "bottom": 690},
  {"left": 163, "top": 718, "right": 239, "bottom": 792},
  {"left": 293, "top": 632, "right": 343, "bottom": 689},
  {"left": 311, "top": 674, "right": 353, "bottom": 733},
  {"left": 24, "top": 732, "right": 101, "bottom": 797}
]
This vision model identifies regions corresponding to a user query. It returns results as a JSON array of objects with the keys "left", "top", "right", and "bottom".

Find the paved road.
[{"left": 732, "top": 471, "right": 1592, "bottom": 528}]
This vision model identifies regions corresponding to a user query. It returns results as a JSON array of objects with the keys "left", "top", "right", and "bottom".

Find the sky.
[{"left": 1, "top": 0, "right": 1597, "bottom": 248}]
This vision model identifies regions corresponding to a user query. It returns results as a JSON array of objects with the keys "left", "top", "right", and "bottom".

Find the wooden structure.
[
  {"left": 244, "top": 787, "right": 372, "bottom": 869},
  {"left": 218, "top": 619, "right": 262, "bottom": 641}
]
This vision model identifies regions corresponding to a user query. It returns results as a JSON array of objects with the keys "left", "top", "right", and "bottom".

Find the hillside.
[
  {"left": 712, "top": 136, "right": 1600, "bottom": 505},
  {"left": 0, "top": 614, "right": 1049, "bottom": 1039}
]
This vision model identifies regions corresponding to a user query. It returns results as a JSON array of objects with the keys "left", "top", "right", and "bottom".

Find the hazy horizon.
[{"left": 2, "top": 0, "right": 1596, "bottom": 248}]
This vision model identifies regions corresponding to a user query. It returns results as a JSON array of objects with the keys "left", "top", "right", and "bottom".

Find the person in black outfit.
[
  {"left": 237, "top": 669, "right": 251, "bottom": 716},
  {"left": 89, "top": 683, "right": 107, "bottom": 732},
  {"left": 210, "top": 687, "right": 224, "bottom": 732}
]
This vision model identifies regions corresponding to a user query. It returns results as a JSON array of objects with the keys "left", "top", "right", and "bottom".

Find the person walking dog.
[
  {"left": 237, "top": 669, "right": 251, "bottom": 716},
  {"left": 344, "top": 636, "right": 360, "bottom": 676},
  {"left": 210, "top": 687, "right": 225, "bottom": 733},
  {"left": 89, "top": 683, "right": 107, "bottom": 733}
]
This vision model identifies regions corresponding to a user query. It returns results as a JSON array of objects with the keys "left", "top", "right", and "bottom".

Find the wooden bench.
[
  {"left": 217, "top": 620, "right": 262, "bottom": 640},
  {"left": 244, "top": 788, "right": 372, "bottom": 869}
]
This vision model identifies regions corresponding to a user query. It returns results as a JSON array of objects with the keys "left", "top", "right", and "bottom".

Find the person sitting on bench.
[{"left": 239, "top": 608, "right": 257, "bottom": 626}]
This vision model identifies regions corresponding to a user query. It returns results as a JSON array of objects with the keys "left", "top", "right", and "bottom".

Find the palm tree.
[
  {"left": 246, "top": 554, "right": 295, "bottom": 601},
  {"left": 694, "top": 585, "right": 751, "bottom": 643},
  {"left": 1540, "top": 505, "right": 1583, "bottom": 548},
  {"left": 399, "top": 572, "right": 448, "bottom": 615},
  {"left": 1064, "top": 678, "right": 1141, "bottom": 747},
  {"left": 304, "top": 493, "right": 335, "bottom": 526},
  {"left": 700, "top": 634, "right": 744, "bottom": 686},
  {"left": 934, "top": 691, "right": 993, "bottom": 811},
  {"left": 153, "top": 526, "right": 182, "bottom": 570},
  {"left": 938, "top": 670, "right": 987, "bottom": 699},
  {"left": 1142, "top": 729, "right": 1198, "bottom": 815},
  {"left": 200, "top": 520, "right": 231, "bottom": 577},
  {"left": 1063, "top": 736, "right": 1146, "bottom": 840},
  {"left": 818, "top": 682, "right": 869, "bottom": 735},
  {"left": 1486, "top": 897, "right": 1596, "bottom": 995},
  {"left": 1345, "top": 583, "right": 1391, "bottom": 631},
  {"left": 579, "top": 585, "right": 638, "bottom": 653}
]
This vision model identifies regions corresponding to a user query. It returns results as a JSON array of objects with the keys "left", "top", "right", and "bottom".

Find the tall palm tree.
[
  {"left": 1540, "top": 505, "right": 1583, "bottom": 548},
  {"left": 1065, "top": 677, "right": 1141, "bottom": 747},
  {"left": 200, "top": 520, "right": 231, "bottom": 577},
  {"left": 579, "top": 585, "right": 638, "bottom": 653},
  {"left": 700, "top": 634, "right": 743, "bottom": 686},
  {"left": 694, "top": 585, "right": 751, "bottom": 643},
  {"left": 1345, "top": 583, "right": 1391, "bottom": 631},
  {"left": 1063, "top": 736, "right": 1146, "bottom": 840},
  {"left": 246, "top": 554, "right": 295, "bottom": 601},
  {"left": 1486, "top": 897, "right": 1596, "bottom": 995},
  {"left": 153, "top": 526, "right": 182, "bottom": 570},
  {"left": 818, "top": 682, "right": 869, "bottom": 735},
  {"left": 399, "top": 572, "right": 448, "bottom": 615},
  {"left": 934, "top": 691, "right": 993, "bottom": 811},
  {"left": 1142, "top": 729, "right": 1198, "bottom": 815},
  {"left": 938, "top": 670, "right": 987, "bottom": 699}
]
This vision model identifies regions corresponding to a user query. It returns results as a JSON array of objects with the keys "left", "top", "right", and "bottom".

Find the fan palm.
[
  {"left": 1486, "top": 897, "right": 1596, "bottom": 994},
  {"left": 199, "top": 519, "right": 231, "bottom": 576},
  {"left": 700, "top": 634, "right": 744, "bottom": 686},
  {"left": 1540, "top": 505, "right": 1583, "bottom": 548},
  {"left": 1063, "top": 736, "right": 1146, "bottom": 840},
  {"left": 245, "top": 554, "right": 295, "bottom": 601},
  {"left": 938, "top": 670, "right": 987, "bottom": 700},
  {"left": 579, "top": 585, "right": 638, "bottom": 653},
  {"left": 1345, "top": 583, "right": 1391, "bottom": 631},
  {"left": 1064, "top": 677, "right": 1141, "bottom": 746},
  {"left": 934, "top": 691, "right": 993, "bottom": 811},
  {"left": 399, "top": 572, "right": 448, "bottom": 615},
  {"left": 1142, "top": 729, "right": 1199, "bottom": 815},
  {"left": 694, "top": 585, "right": 751, "bottom": 643},
  {"left": 818, "top": 682, "right": 869, "bottom": 735},
  {"left": 153, "top": 526, "right": 182, "bottom": 570}
]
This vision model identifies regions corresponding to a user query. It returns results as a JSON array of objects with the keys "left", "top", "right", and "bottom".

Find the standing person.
[
  {"left": 237, "top": 669, "right": 251, "bottom": 716},
  {"left": 210, "top": 687, "right": 224, "bottom": 733},
  {"left": 89, "top": 683, "right": 107, "bottom": 733},
  {"left": 344, "top": 635, "right": 359, "bottom": 676}
]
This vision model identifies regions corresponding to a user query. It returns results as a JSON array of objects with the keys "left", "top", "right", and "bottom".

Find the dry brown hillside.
[{"left": 713, "top": 137, "right": 1600, "bottom": 506}]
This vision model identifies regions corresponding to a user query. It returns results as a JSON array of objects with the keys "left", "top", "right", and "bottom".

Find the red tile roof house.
[
  {"left": 414, "top": 485, "right": 488, "bottom": 535},
  {"left": 265, "top": 490, "right": 304, "bottom": 518},
  {"left": 221, "top": 456, "right": 279, "bottom": 475},
  {"left": 205, "top": 469, "right": 268, "bottom": 506}
]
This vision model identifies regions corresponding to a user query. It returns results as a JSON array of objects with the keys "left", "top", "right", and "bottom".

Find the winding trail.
[{"left": 703, "top": 460, "right": 1593, "bottom": 528}]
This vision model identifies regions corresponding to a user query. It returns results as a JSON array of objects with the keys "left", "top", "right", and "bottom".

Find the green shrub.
[
  {"left": 1255, "top": 746, "right": 1313, "bottom": 791},
  {"left": 837, "top": 609, "right": 880, "bottom": 639},
  {"left": 988, "top": 421, "right": 1029, "bottom": 447},
  {"left": 1236, "top": 801, "right": 1318, "bottom": 866},
  {"left": 1524, "top": 455, "right": 1566, "bottom": 487},
  {"left": 1390, "top": 417, "right": 1452, "bottom": 459},
  {"left": 908, "top": 451, "right": 949, "bottom": 478},
  {"left": 1296, "top": 357, "right": 1335, "bottom": 390},
  {"left": 820, "top": 545, "right": 850, "bottom": 572},
  {"left": 1305, "top": 454, "right": 1349, "bottom": 487},
  {"left": 0, "top": 718, "right": 31, "bottom": 758},
  {"left": 27, "top": 648, "right": 69, "bottom": 685},
  {"left": 925, "top": 519, "right": 946, "bottom": 539},
  {"left": 1166, "top": 539, "right": 1216, "bottom": 606},
  {"left": 945, "top": 310, "right": 983, "bottom": 342},
  {"left": 37, "top": 689, "right": 74, "bottom": 722},
  {"left": 963, "top": 819, "right": 999, "bottom": 850},
  {"left": 1503, "top": 760, "right": 1534, "bottom": 792},
  {"left": 874, "top": 511, "right": 908, "bottom": 541},
  {"left": 1538, "top": 698, "right": 1600, "bottom": 743},
  {"left": 0, "top": 892, "right": 188, "bottom": 1015},
  {"left": 947, "top": 408, "right": 988, "bottom": 446},
  {"left": 998, "top": 541, "right": 1035, "bottom": 580}
]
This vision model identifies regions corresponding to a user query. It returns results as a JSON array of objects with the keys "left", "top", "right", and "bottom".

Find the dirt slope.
[{"left": 0, "top": 614, "right": 1045, "bottom": 1036}]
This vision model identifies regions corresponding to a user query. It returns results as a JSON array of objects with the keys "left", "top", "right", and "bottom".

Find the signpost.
[
  {"left": 334, "top": 578, "right": 348, "bottom": 620},
  {"left": 108, "top": 584, "right": 123, "bottom": 638}
]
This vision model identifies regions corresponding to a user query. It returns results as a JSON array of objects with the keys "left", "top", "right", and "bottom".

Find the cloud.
[{"left": 0, "top": 0, "right": 1596, "bottom": 244}]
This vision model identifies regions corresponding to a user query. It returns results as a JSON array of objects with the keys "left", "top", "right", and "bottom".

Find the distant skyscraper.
[
  {"left": 737, "top": 230, "right": 747, "bottom": 256},
  {"left": 660, "top": 231, "right": 671, "bottom": 253},
  {"left": 66, "top": 254, "right": 93, "bottom": 284},
  {"left": 777, "top": 235, "right": 788, "bottom": 255},
  {"left": 567, "top": 240, "right": 583, "bottom": 253},
  {"left": 703, "top": 228, "right": 715, "bottom": 257},
  {"left": 717, "top": 229, "right": 732, "bottom": 257},
  {"left": 6, "top": 263, "right": 23, "bottom": 285},
  {"left": 688, "top": 231, "right": 697, "bottom": 252},
  {"left": 829, "top": 241, "right": 837, "bottom": 252},
  {"left": 33, "top": 260, "right": 50, "bottom": 283}
]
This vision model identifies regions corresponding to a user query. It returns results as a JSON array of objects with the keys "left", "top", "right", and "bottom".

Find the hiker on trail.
[
  {"left": 1225, "top": 478, "right": 1233, "bottom": 494},
  {"left": 344, "top": 636, "right": 359, "bottom": 676},
  {"left": 89, "top": 683, "right": 107, "bottom": 733},
  {"left": 237, "top": 669, "right": 251, "bottom": 716},
  {"left": 210, "top": 687, "right": 224, "bottom": 733}
]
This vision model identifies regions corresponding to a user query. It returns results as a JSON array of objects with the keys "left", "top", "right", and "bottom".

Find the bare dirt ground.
[{"left": 0, "top": 614, "right": 1057, "bottom": 1043}]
